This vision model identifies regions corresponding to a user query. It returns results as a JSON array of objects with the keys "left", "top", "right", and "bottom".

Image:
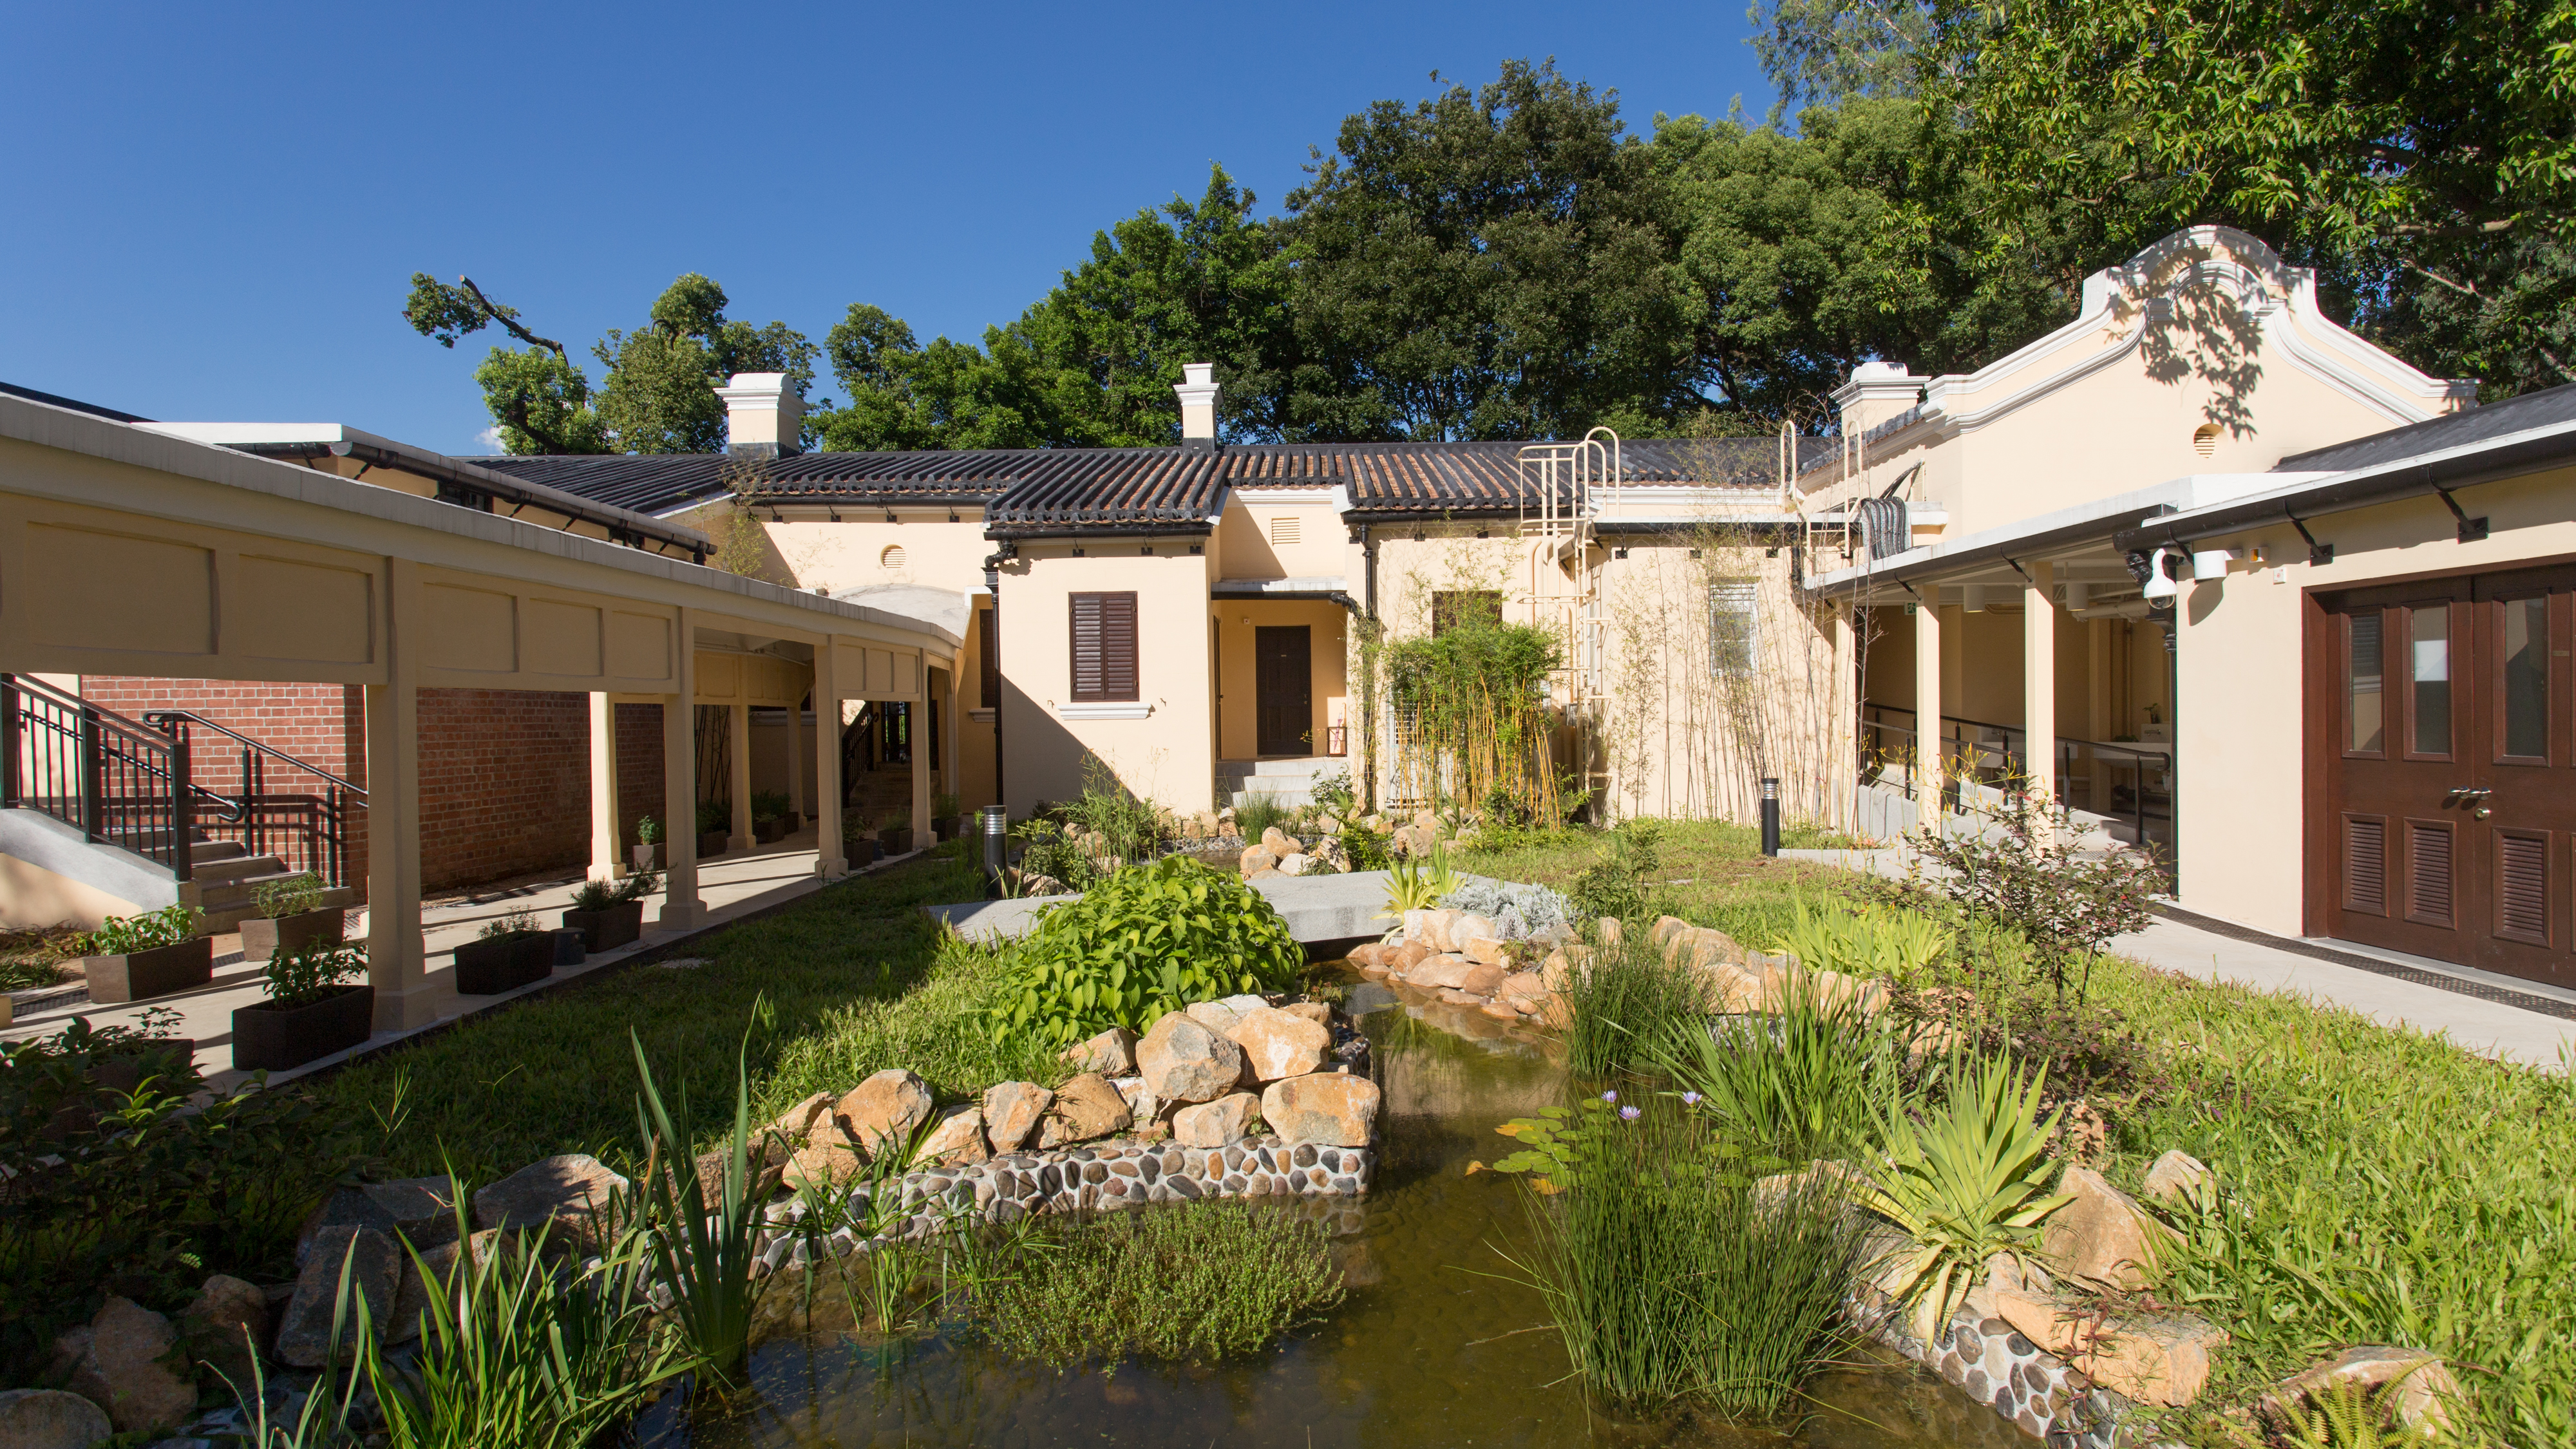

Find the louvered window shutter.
[
  {"left": 1068, "top": 592, "right": 1139, "bottom": 702},
  {"left": 978, "top": 606, "right": 999, "bottom": 707}
]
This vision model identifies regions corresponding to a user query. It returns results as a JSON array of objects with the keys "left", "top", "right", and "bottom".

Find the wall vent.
[
  {"left": 1269, "top": 516, "right": 1301, "bottom": 545},
  {"left": 880, "top": 545, "right": 906, "bottom": 571}
]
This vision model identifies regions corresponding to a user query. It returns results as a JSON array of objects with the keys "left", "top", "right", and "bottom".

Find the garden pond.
[{"left": 632, "top": 967, "right": 2027, "bottom": 1449}]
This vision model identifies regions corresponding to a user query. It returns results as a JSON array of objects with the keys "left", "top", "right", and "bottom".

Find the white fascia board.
[
  {"left": 1804, "top": 476, "right": 2229, "bottom": 591},
  {"left": 1212, "top": 576, "right": 1351, "bottom": 594},
  {"left": 2148, "top": 418, "right": 2576, "bottom": 534},
  {"left": 1233, "top": 486, "right": 1337, "bottom": 506}
]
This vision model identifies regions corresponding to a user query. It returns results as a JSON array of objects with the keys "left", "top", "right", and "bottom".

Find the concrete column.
[
  {"left": 661, "top": 618, "right": 706, "bottom": 929},
  {"left": 365, "top": 560, "right": 434, "bottom": 1031},
  {"left": 1913, "top": 599, "right": 1944, "bottom": 815},
  {"left": 911, "top": 697, "right": 931, "bottom": 848},
  {"left": 813, "top": 644, "right": 846, "bottom": 878},
  {"left": 783, "top": 698, "right": 806, "bottom": 825},
  {"left": 1830, "top": 603, "right": 1855, "bottom": 834},
  {"left": 587, "top": 693, "right": 624, "bottom": 883},
  {"left": 726, "top": 702, "right": 753, "bottom": 849},
  {"left": 2024, "top": 561, "right": 2057, "bottom": 804}
]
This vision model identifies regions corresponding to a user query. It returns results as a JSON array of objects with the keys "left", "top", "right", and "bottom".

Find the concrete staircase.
[
  {"left": 184, "top": 837, "right": 355, "bottom": 934},
  {"left": 1214, "top": 757, "right": 1347, "bottom": 811}
]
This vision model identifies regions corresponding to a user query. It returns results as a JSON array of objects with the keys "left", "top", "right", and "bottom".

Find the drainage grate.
[{"left": 2152, "top": 905, "right": 2576, "bottom": 1022}]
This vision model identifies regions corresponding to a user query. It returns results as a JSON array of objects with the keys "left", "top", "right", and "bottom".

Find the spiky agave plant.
[
  {"left": 1853, "top": 1050, "right": 2072, "bottom": 1344},
  {"left": 632, "top": 1021, "right": 779, "bottom": 1385}
]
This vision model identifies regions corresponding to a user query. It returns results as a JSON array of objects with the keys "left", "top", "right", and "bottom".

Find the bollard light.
[
  {"left": 1759, "top": 776, "right": 1781, "bottom": 858},
  {"left": 980, "top": 804, "right": 1011, "bottom": 896}
]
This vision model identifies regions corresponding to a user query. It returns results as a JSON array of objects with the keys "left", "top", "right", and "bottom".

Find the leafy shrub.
[
  {"left": 1054, "top": 764, "right": 1169, "bottom": 864},
  {"left": 1567, "top": 821, "right": 1663, "bottom": 922},
  {"left": 933, "top": 790, "right": 961, "bottom": 818},
  {"left": 1439, "top": 878, "right": 1577, "bottom": 938},
  {"left": 569, "top": 878, "right": 620, "bottom": 912},
  {"left": 1012, "top": 818, "right": 1099, "bottom": 893},
  {"left": 1309, "top": 768, "right": 1355, "bottom": 817},
  {"left": 478, "top": 907, "right": 542, "bottom": 942},
  {"left": 83, "top": 903, "right": 200, "bottom": 954},
  {"left": 989, "top": 857, "right": 1301, "bottom": 1048},
  {"left": 1501, "top": 1096, "right": 1859, "bottom": 1415},
  {"left": 1853, "top": 1050, "right": 2071, "bottom": 1343},
  {"left": 1911, "top": 789, "right": 2162, "bottom": 999},
  {"left": 252, "top": 871, "right": 327, "bottom": 920},
  {"left": 974, "top": 1202, "right": 1344, "bottom": 1368},
  {"left": 615, "top": 869, "right": 659, "bottom": 903},
  {"left": 1378, "top": 844, "right": 1461, "bottom": 916},
  {"left": 695, "top": 800, "right": 728, "bottom": 835},
  {"left": 264, "top": 940, "right": 366, "bottom": 1010},
  {"left": 750, "top": 790, "right": 792, "bottom": 822},
  {"left": 634, "top": 814, "right": 663, "bottom": 845},
  {"left": 1338, "top": 823, "right": 1392, "bottom": 871}
]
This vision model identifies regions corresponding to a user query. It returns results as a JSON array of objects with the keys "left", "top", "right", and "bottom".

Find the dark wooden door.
[
  {"left": 1255, "top": 627, "right": 1311, "bottom": 756},
  {"left": 2316, "top": 565, "right": 2576, "bottom": 987}
]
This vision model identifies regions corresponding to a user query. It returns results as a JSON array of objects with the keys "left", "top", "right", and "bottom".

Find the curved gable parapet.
[{"left": 1829, "top": 227, "right": 2475, "bottom": 469}]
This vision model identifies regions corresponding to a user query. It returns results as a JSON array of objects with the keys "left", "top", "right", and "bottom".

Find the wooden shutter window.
[
  {"left": 2497, "top": 831, "right": 2550, "bottom": 943},
  {"left": 2342, "top": 815, "right": 2387, "bottom": 915},
  {"left": 1068, "top": 591, "right": 1139, "bottom": 702},
  {"left": 2405, "top": 819, "right": 2455, "bottom": 927}
]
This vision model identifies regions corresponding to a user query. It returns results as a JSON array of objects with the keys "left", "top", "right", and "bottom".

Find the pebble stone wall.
[{"left": 1852, "top": 1294, "right": 2148, "bottom": 1449}]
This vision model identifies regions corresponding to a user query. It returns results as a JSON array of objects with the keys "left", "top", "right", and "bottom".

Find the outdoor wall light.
[
  {"left": 2063, "top": 580, "right": 2091, "bottom": 611},
  {"left": 2190, "top": 547, "right": 2239, "bottom": 581},
  {"left": 2142, "top": 551, "right": 2182, "bottom": 600},
  {"left": 1962, "top": 584, "right": 1988, "bottom": 612}
]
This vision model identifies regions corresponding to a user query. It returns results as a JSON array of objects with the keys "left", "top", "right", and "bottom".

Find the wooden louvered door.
[
  {"left": 2315, "top": 567, "right": 2576, "bottom": 988},
  {"left": 1255, "top": 627, "right": 1312, "bottom": 755},
  {"left": 2317, "top": 584, "right": 2476, "bottom": 963}
]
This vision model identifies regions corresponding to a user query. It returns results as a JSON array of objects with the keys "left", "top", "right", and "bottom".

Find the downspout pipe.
[{"left": 982, "top": 547, "right": 1011, "bottom": 813}]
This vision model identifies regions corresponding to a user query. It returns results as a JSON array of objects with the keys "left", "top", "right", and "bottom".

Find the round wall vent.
[
  {"left": 2192, "top": 423, "right": 2222, "bottom": 458},
  {"left": 880, "top": 544, "right": 907, "bottom": 571}
]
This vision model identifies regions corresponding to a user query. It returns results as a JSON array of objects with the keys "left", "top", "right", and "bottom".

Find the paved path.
[
  {"left": 927, "top": 869, "right": 1412, "bottom": 947},
  {"left": 1782, "top": 847, "right": 2576, "bottom": 1070},
  {"left": 5, "top": 827, "right": 927, "bottom": 1092}
]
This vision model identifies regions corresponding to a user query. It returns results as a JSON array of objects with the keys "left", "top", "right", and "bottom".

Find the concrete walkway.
[
  {"left": 927, "top": 869, "right": 1407, "bottom": 947},
  {"left": 1780, "top": 847, "right": 2576, "bottom": 1070},
  {"left": 5, "top": 826, "right": 929, "bottom": 1093}
]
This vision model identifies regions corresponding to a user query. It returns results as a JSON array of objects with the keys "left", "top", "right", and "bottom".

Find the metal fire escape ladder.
[{"left": 1517, "top": 428, "right": 1622, "bottom": 806}]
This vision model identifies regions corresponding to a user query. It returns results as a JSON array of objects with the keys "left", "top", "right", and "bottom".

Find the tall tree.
[
  {"left": 1279, "top": 59, "right": 1701, "bottom": 441},
  {"left": 403, "top": 274, "right": 606, "bottom": 453},
  {"left": 1747, "top": 0, "right": 1940, "bottom": 109},
  {"left": 1932, "top": 0, "right": 2576, "bottom": 395}
]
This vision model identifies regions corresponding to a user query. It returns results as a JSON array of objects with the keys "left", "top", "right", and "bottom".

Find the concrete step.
[
  {"left": 193, "top": 853, "right": 292, "bottom": 889},
  {"left": 197, "top": 884, "right": 358, "bottom": 936}
]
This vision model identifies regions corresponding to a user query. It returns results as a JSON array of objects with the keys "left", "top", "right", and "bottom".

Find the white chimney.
[
  {"left": 1174, "top": 362, "right": 1218, "bottom": 446},
  {"left": 716, "top": 372, "right": 804, "bottom": 458},
  {"left": 1830, "top": 359, "right": 1922, "bottom": 438}
]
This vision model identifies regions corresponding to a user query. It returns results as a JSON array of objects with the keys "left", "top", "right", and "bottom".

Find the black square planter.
[
  {"left": 697, "top": 829, "right": 730, "bottom": 860},
  {"left": 755, "top": 817, "right": 786, "bottom": 844},
  {"left": 453, "top": 933, "right": 554, "bottom": 995},
  {"left": 880, "top": 828, "right": 914, "bottom": 856},
  {"left": 233, "top": 984, "right": 372, "bottom": 1072},
  {"left": 84, "top": 936, "right": 213, "bottom": 1004},
  {"left": 561, "top": 899, "right": 643, "bottom": 953}
]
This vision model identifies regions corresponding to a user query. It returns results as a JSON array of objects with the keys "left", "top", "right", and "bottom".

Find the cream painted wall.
[
  {"left": 1214, "top": 493, "right": 1348, "bottom": 581},
  {"left": 1213, "top": 600, "right": 1352, "bottom": 759},
  {"left": 998, "top": 545, "right": 1216, "bottom": 815},
  {"left": 2172, "top": 464, "right": 2576, "bottom": 936},
  {"left": 761, "top": 513, "right": 993, "bottom": 596},
  {"left": 0, "top": 851, "right": 148, "bottom": 928}
]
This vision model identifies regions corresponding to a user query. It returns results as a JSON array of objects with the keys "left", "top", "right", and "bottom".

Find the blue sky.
[{"left": 2, "top": 2, "right": 1774, "bottom": 453}]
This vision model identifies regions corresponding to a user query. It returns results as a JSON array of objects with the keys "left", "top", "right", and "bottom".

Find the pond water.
[{"left": 633, "top": 975, "right": 2023, "bottom": 1449}]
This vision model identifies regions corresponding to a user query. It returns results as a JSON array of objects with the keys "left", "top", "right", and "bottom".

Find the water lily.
[
  {"left": 1600, "top": 1090, "right": 1618, "bottom": 1103},
  {"left": 1619, "top": 1106, "right": 1642, "bottom": 1121},
  {"left": 1681, "top": 1091, "right": 1702, "bottom": 1106}
]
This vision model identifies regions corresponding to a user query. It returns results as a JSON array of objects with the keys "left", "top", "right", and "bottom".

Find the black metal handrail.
[
  {"left": 1859, "top": 701, "right": 2172, "bottom": 843},
  {"left": 142, "top": 709, "right": 366, "bottom": 889},
  {"left": 1, "top": 674, "right": 196, "bottom": 881}
]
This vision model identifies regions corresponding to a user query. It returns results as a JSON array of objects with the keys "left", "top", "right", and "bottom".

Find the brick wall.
[
  {"left": 77, "top": 678, "right": 604, "bottom": 895},
  {"left": 615, "top": 702, "right": 666, "bottom": 852}
]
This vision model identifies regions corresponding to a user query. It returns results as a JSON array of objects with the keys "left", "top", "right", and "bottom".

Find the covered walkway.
[{"left": 0, "top": 393, "right": 960, "bottom": 1031}]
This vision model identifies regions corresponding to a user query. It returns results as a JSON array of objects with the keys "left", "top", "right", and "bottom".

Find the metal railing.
[
  {"left": 1, "top": 674, "right": 198, "bottom": 880},
  {"left": 140, "top": 708, "right": 366, "bottom": 889},
  {"left": 1859, "top": 701, "right": 2172, "bottom": 844}
]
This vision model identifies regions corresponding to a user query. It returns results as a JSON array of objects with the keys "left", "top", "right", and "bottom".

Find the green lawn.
[{"left": 305, "top": 841, "right": 1065, "bottom": 1184}]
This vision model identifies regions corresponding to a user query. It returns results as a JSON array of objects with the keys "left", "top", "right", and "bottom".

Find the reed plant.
[
  {"left": 1231, "top": 792, "right": 1294, "bottom": 842},
  {"left": 1649, "top": 974, "right": 1906, "bottom": 1164},
  {"left": 1553, "top": 928, "right": 1710, "bottom": 1079},
  {"left": 631, "top": 1024, "right": 776, "bottom": 1385},
  {"left": 1507, "top": 1098, "right": 1859, "bottom": 1416},
  {"left": 973, "top": 1202, "right": 1344, "bottom": 1370}
]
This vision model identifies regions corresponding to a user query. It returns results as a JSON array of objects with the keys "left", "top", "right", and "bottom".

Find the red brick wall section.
[
  {"left": 75, "top": 679, "right": 611, "bottom": 895},
  {"left": 615, "top": 703, "right": 666, "bottom": 853}
]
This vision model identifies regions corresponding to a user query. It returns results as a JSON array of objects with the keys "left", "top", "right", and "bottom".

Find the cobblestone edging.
[
  {"left": 1851, "top": 1294, "right": 2145, "bottom": 1448},
  {"left": 759, "top": 1134, "right": 1378, "bottom": 1273}
]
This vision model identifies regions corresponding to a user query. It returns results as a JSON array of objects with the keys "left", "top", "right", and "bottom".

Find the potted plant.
[
  {"left": 633, "top": 815, "right": 662, "bottom": 872},
  {"left": 696, "top": 800, "right": 730, "bottom": 860},
  {"left": 562, "top": 871, "right": 656, "bottom": 952},
  {"left": 932, "top": 791, "right": 962, "bottom": 841},
  {"left": 452, "top": 908, "right": 553, "bottom": 994},
  {"left": 879, "top": 810, "right": 914, "bottom": 857},
  {"left": 844, "top": 812, "right": 879, "bottom": 865},
  {"left": 752, "top": 790, "right": 794, "bottom": 841},
  {"left": 80, "top": 904, "right": 210, "bottom": 1004},
  {"left": 238, "top": 871, "right": 343, "bottom": 963},
  {"left": 232, "top": 940, "right": 371, "bottom": 1071}
]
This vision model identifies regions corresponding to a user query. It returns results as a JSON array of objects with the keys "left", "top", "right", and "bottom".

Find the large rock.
[
  {"left": 1262, "top": 1073, "right": 1381, "bottom": 1147},
  {"left": 1138, "top": 1011, "right": 1247, "bottom": 1104},
  {"left": 1238, "top": 846, "right": 1278, "bottom": 876},
  {"left": 1388, "top": 940, "right": 1432, "bottom": 973},
  {"left": 1037, "top": 1072, "right": 1132, "bottom": 1147},
  {"left": 831, "top": 1070, "right": 936, "bottom": 1157},
  {"left": 1988, "top": 1285, "right": 2221, "bottom": 1408},
  {"left": 1063, "top": 1027, "right": 1135, "bottom": 1076},
  {"left": 1410, "top": 909, "right": 1459, "bottom": 951},
  {"left": 57, "top": 1297, "right": 193, "bottom": 1435},
  {"left": 1226, "top": 1007, "right": 1331, "bottom": 1083},
  {"left": 179, "top": 1274, "right": 268, "bottom": 1393},
  {"left": 1455, "top": 961, "right": 1507, "bottom": 996},
  {"left": 1463, "top": 935, "right": 1511, "bottom": 967},
  {"left": 1448, "top": 914, "right": 1498, "bottom": 951},
  {"left": 1275, "top": 853, "right": 1310, "bottom": 876},
  {"left": 1172, "top": 1092, "right": 1260, "bottom": 1148},
  {"left": 1261, "top": 825, "right": 1293, "bottom": 855},
  {"left": 388, "top": 1229, "right": 503, "bottom": 1345},
  {"left": 2041, "top": 1165, "right": 2181, "bottom": 1291},
  {"left": 2257, "top": 1345, "right": 2466, "bottom": 1437},
  {"left": 1112, "top": 1075, "right": 1158, "bottom": 1123},
  {"left": 1184, "top": 994, "right": 1269, "bottom": 1034},
  {"left": 1345, "top": 942, "right": 1387, "bottom": 969},
  {"left": 296, "top": 1174, "right": 462, "bottom": 1266},
  {"left": 1597, "top": 917, "right": 1623, "bottom": 947},
  {"left": 2143, "top": 1149, "right": 2213, "bottom": 1205},
  {"left": 275, "top": 1226, "right": 399, "bottom": 1367},
  {"left": 914, "top": 1105, "right": 990, "bottom": 1167},
  {"left": 472, "top": 1154, "right": 630, "bottom": 1248},
  {"left": 1405, "top": 954, "right": 1481, "bottom": 990},
  {"left": 1280, "top": 1001, "right": 1332, "bottom": 1027},
  {"left": 981, "top": 1081, "right": 1054, "bottom": 1153},
  {"left": 1649, "top": 915, "right": 1694, "bottom": 951},
  {"left": 0, "top": 1389, "right": 111, "bottom": 1449}
]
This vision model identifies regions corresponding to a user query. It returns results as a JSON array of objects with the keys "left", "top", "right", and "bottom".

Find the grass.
[
  {"left": 1553, "top": 929, "right": 1711, "bottom": 1081},
  {"left": 1455, "top": 817, "right": 1861, "bottom": 948},
  {"left": 1231, "top": 793, "right": 1293, "bottom": 840},
  {"left": 1470, "top": 820, "right": 2576, "bottom": 1445},
  {"left": 0, "top": 925, "right": 84, "bottom": 991},
  {"left": 971, "top": 1202, "right": 1345, "bottom": 1370},
  {"left": 302, "top": 842, "right": 1065, "bottom": 1183},
  {"left": 1510, "top": 1101, "right": 1858, "bottom": 1417}
]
